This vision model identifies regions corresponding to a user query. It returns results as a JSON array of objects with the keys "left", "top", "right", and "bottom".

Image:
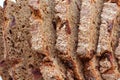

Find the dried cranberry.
[
  {"left": 65, "top": 20, "right": 71, "bottom": 34},
  {"left": 107, "top": 21, "right": 113, "bottom": 33},
  {"left": 0, "top": 60, "right": 5, "bottom": 67},
  {"left": 9, "top": 15, "right": 16, "bottom": 27},
  {"left": 32, "top": 68, "right": 42, "bottom": 80},
  {"left": 34, "top": 10, "right": 41, "bottom": 19}
]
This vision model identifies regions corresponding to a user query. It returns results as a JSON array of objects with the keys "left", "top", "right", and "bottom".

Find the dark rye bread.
[
  {"left": 115, "top": 38, "right": 120, "bottom": 72},
  {"left": 96, "top": 1, "right": 120, "bottom": 56},
  {"left": 29, "top": 0, "right": 65, "bottom": 80},
  {"left": 13, "top": 0, "right": 36, "bottom": 79},
  {"left": 77, "top": 0, "right": 104, "bottom": 59},
  {"left": 0, "top": 6, "right": 12, "bottom": 80},
  {"left": 3, "top": 0, "right": 23, "bottom": 61},
  {"left": 0, "top": 6, "right": 4, "bottom": 62},
  {"left": 97, "top": 1, "right": 120, "bottom": 80},
  {"left": 0, "top": 6, "right": 5, "bottom": 72},
  {"left": 3, "top": 0, "right": 37, "bottom": 80},
  {"left": 108, "top": 1, "right": 120, "bottom": 51},
  {"left": 55, "top": 0, "right": 85, "bottom": 80},
  {"left": 3, "top": 0, "right": 25, "bottom": 79},
  {"left": 115, "top": 11, "right": 120, "bottom": 72},
  {"left": 77, "top": 0, "right": 104, "bottom": 80},
  {"left": 1, "top": 0, "right": 120, "bottom": 80}
]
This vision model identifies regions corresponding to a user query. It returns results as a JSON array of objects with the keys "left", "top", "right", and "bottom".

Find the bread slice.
[
  {"left": 0, "top": 6, "right": 5, "bottom": 72},
  {"left": 0, "top": 6, "right": 13, "bottom": 80},
  {"left": 112, "top": 1, "right": 120, "bottom": 73},
  {"left": 29, "top": 0, "right": 65, "bottom": 80},
  {"left": 55, "top": 0, "right": 85, "bottom": 80},
  {"left": 3, "top": 0, "right": 23, "bottom": 61},
  {"left": 76, "top": 0, "right": 104, "bottom": 79},
  {"left": 0, "top": 7, "right": 4, "bottom": 62},
  {"left": 77, "top": 0, "right": 104, "bottom": 59},
  {"left": 110, "top": 2, "right": 120, "bottom": 71},
  {"left": 3, "top": 0, "right": 37, "bottom": 80},
  {"left": 97, "top": 1, "right": 120, "bottom": 80},
  {"left": 115, "top": 38, "right": 120, "bottom": 71},
  {"left": 97, "top": 1, "right": 120, "bottom": 56}
]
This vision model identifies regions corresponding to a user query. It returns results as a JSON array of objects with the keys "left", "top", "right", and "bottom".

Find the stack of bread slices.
[{"left": 0, "top": 0, "right": 120, "bottom": 80}]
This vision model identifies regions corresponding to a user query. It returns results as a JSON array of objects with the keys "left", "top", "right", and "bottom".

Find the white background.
[
  {"left": 0, "top": 0, "right": 4, "bottom": 7},
  {"left": 0, "top": 77, "right": 2, "bottom": 80}
]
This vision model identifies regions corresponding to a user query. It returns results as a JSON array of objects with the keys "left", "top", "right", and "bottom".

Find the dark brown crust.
[{"left": 105, "top": 0, "right": 120, "bottom": 6}]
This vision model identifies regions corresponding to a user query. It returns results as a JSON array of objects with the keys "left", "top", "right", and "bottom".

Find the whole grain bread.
[
  {"left": 3, "top": 0, "right": 36, "bottom": 79},
  {"left": 29, "top": 0, "right": 65, "bottom": 80},
  {"left": 97, "top": 1, "right": 120, "bottom": 80},
  {"left": 77, "top": 0, "right": 104, "bottom": 59},
  {"left": 55, "top": 0, "right": 85, "bottom": 80},
  {"left": 76, "top": 0, "right": 104, "bottom": 79},
  {"left": 1, "top": 0, "right": 120, "bottom": 80},
  {"left": 0, "top": 6, "right": 5, "bottom": 73},
  {"left": 0, "top": 6, "right": 13, "bottom": 80},
  {"left": 115, "top": 38, "right": 120, "bottom": 71}
]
